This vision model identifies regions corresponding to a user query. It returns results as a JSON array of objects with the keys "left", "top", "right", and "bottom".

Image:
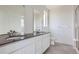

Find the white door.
[
  {"left": 75, "top": 6, "right": 79, "bottom": 41},
  {"left": 75, "top": 6, "right": 79, "bottom": 48}
]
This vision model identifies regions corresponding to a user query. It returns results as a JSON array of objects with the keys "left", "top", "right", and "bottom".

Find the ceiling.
[{"left": 46, "top": 5, "right": 64, "bottom": 10}]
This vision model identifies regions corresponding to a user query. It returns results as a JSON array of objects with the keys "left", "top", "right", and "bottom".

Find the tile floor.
[{"left": 44, "top": 42, "right": 77, "bottom": 54}]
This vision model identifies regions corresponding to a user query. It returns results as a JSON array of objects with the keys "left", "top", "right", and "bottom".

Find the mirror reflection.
[
  {"left": 33, "top": 9, "right": 49, "bottom": 33},
  {"left": 0, "top": 5, "right": 24, "bottom": 35},
  {"left": 33, "top": 9, "right": 43, "bottom": 32}
]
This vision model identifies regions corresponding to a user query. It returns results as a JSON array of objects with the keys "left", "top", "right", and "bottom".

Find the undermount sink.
[
  {"left": 0, "top": 36, "right": 25, "bottom": 45},
  {"left": 7, "top": 36, "right": 24, "bottom": 41}
]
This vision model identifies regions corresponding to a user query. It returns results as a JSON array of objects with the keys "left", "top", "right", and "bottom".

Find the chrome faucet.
[{"left": 7, "top": 30, "right": 16, "bottom": 37}]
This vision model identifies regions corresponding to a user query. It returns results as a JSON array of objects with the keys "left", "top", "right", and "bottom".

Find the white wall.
[{"left": 49, "top": 6, "right": 75, "bottom": 45}]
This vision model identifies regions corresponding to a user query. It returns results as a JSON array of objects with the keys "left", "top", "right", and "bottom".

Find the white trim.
[
  {"left": 73, "top": 39, "right": 79, "bottom": 53},
  {"left": 55, "top": 40, "right": 73, "bottom": 46},
  {"left": 73, "top": 47, "right": 79, "bottom": 54}
]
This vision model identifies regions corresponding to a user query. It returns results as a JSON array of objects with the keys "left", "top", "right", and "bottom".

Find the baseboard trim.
[
  {"left": 55, "top": 41, "right": 73, "bottom": 46},
  {"left": 73, "top": 47, "right": 79, "bottom": 54}
]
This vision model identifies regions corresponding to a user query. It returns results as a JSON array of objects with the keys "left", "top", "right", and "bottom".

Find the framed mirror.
[
  {"left": 0, "top": 5, "right": 24, "bottom": 35},
  {"left": 33, "top": 9, "right": 49, "bottom": 33}
]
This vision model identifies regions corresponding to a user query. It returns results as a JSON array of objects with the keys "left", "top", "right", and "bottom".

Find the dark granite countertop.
[{"left": 0, "top": 32, "right": 49, "bottom": 46}]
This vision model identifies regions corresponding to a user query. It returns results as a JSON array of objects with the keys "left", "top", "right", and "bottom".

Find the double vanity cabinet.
[{"left": 0, "top": 33, "right": 50, "bottom": 54}]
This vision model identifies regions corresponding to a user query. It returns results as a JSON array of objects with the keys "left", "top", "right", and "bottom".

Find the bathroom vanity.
[
  {"left": 0, "top": 33, "right": 50, "bottom": 54},
  {"left": 0, "top": 5, "right": 49, "bottom": 54}
]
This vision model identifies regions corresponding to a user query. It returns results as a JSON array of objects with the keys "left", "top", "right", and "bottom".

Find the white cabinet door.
[
  {"left": 12, "top": 38, "right": 35, "bottom": 54},
  {"left": 0, "top": 38, "right": 35, "bottom": 54},
  {"left": 35, "top": 36, "right": 42, "bottom": 54},
  {"left": 12, "top": 44, "right": 35, "bottom": 54},
  {"left": 42, "top": 33, "right": 50, "bottom": 53},
  {"left": 45, "top": 34, "right": 50, "bottom": 48},
  {"left": 42, "top": 34, "right": 47, "bottom": 53},
  {"left": 35, "top": 33, "right": 50, "bottom": 54}
]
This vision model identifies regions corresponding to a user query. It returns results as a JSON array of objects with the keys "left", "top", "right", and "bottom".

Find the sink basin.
[
  {"left": 0, "top": 36, "right": 25, "bottom": 45},
  {"left": 7, "top": 36, "right": 24, "bottom": 41}
]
